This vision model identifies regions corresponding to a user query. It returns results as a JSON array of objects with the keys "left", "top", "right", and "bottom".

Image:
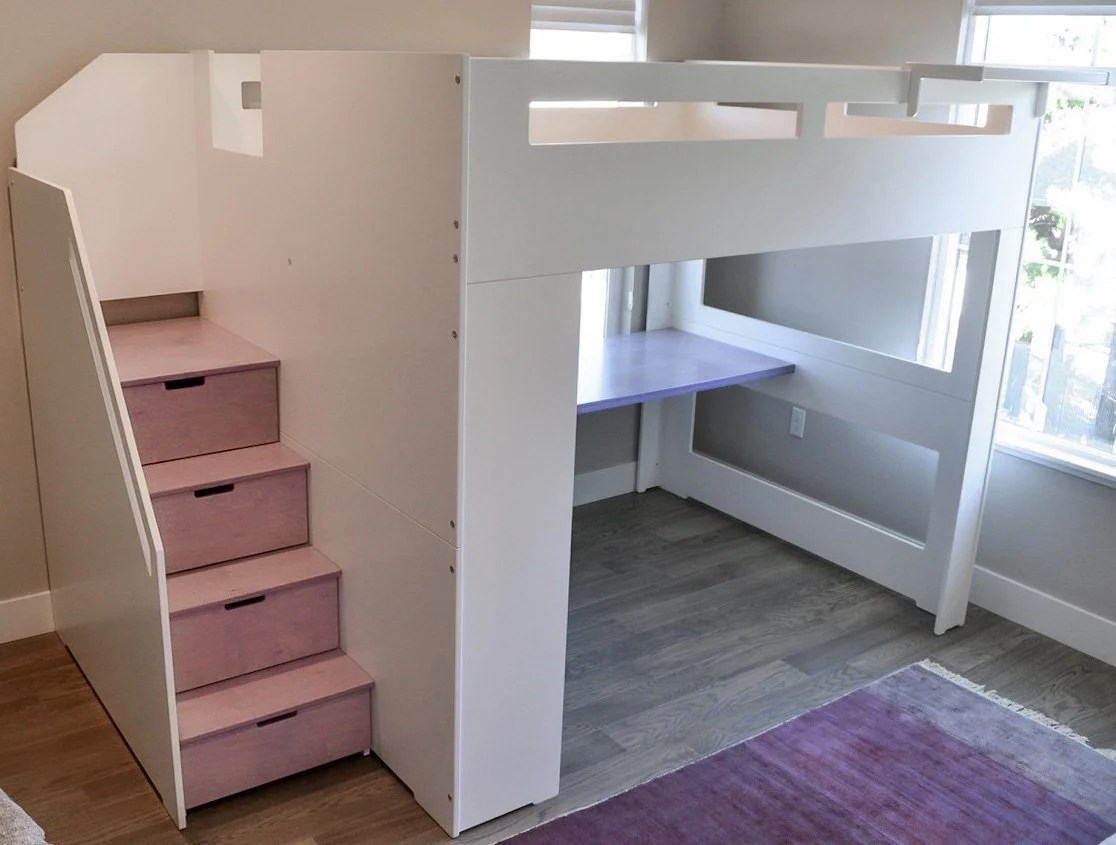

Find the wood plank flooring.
[{"left": 2, "top": 490, "right": 1114, "bottom": 844}]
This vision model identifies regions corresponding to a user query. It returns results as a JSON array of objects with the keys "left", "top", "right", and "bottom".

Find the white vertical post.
[
  {"left": 933, "top": 228, "right": 1025, "bottom": 633},
  {"left": 456, "top": 273, "right": 581, "bottom": 832}
]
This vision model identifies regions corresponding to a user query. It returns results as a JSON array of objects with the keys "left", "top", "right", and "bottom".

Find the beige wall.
[
  {"left": 0, "top": 0, "right": 529, "bottom": 604},
  {"left": 647, "top": 0, "right": 729, "bottom": 61},
  {"left": 720, "top": 0, "right": 964, "bottom": 65}
]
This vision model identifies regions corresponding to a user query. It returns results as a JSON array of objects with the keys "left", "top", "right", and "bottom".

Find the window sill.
[{"left": 994, "top": 424, "right": 1116, "bottom": 491}]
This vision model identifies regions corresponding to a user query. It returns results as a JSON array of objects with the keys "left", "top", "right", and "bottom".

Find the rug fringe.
[{"left": 917, "top": 660, "right": 1116, "bottom": 761}]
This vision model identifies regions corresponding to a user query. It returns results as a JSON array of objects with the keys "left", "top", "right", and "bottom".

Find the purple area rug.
[{"left": 505, "top": 663, "right": 1116, "bottom": 845}]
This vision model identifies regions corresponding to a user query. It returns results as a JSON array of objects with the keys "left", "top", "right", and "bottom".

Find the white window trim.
[
  {"left": 970, "top": 3, "right": 1116, "bottom": 15},
  {"left": 996, "top": 422, "right": 1116, "bottom": 488},
  {"left": 962, "top": 3, "right": 1116, "bottom": 485}
]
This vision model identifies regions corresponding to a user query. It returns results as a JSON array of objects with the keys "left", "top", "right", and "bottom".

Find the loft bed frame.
[{"left": 11, "top": 49, "right": 1110, "bottom": 836}]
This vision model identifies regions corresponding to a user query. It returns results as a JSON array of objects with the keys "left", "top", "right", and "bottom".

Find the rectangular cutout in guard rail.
[
  {"left": 529, "top": 101, "right": 801, "bottom": 145},
  {"left": 241, "top": 81, "right": 262, "bottom": 110},
  {"left": 826, "top": 102, "right": 1013, "bottom": 137},
  {"left": 703, "top": 232, "right": 978, "bottom": 374}
]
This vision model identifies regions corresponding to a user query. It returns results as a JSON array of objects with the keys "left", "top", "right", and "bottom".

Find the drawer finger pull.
[
  {"left": 224, "top": 595, "right": 266, "bottom": 611},
  {"left": 164, "top": 376, "right": 206, "bottom": 390},
  {"left": 194, "top": 483, "right": 235, "bottom": 498},
  {"left": 257, "top": 711, "right": 298, "bottom": 728}
]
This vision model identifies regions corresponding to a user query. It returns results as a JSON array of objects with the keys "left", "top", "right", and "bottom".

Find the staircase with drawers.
[{"left": 108, "top": 315, "right": 374, "bottom": 810}]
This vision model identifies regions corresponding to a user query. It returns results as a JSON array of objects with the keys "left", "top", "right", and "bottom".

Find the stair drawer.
[
  {"left": 123, "top": 367, "right": 278, "bottom": 465},
  {"left": 155, "top": 469, "right": 308, "bottom": 573},
  {"left": 171, "top": 576, "right": 340, "bottom": 692},
  {"left": 181, "top": 688, "right": 371, "bottom": 809}
]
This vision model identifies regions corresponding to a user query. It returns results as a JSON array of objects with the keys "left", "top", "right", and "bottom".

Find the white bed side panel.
[
  {"left": 14, "top": 54, "right": 203, "bottom": 301},
  {"left": 457, "top": 275, "right": 580, "bottom": 832},
  {"left": 9, "top": 170, "right": 184, "bottom": 827},
  {"left": 465, "top": 59, "right": 1041, "bottom": 283}
]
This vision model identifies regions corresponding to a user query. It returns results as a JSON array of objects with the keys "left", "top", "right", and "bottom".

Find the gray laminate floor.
[{"left": 460, "top": 489, "right": 1116, "bottom": 843}]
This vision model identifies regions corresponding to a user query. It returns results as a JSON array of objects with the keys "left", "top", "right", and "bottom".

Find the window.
[
  {"left": 964, "top": 7, "right": 1116, "bottom": 482},
  {"left": 530, "top": 1, "right": 646, "bottom": 62}
]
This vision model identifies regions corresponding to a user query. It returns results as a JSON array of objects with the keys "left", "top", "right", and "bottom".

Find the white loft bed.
[{"left": 10, "top": 50, "right": 1111, "bottom": 836}]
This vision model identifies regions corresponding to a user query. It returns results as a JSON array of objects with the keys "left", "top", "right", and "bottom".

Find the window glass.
[
  {"left": 972, "top": 15, "right": 1116, "bottom": 459},
  {"left": 977, "top": 15, "right": 1101, "bottom": 65}
]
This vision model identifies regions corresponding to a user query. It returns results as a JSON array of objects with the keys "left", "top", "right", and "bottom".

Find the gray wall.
[
  {"left": 576, "top": 407, "right": 641, "bottom": 474},
  {"left": 694, "top": 388, "right": 937, "bottom": 540},
  {"left": 704, "top": 239, "right": 933, "bottom": 360},
  {"left": 697, "top": 239, "right": 938, "bottom": 540}
]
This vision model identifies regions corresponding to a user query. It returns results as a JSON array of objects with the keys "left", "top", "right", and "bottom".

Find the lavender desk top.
[{"left": 577, "top": 329, "right": 795, "bottom": 415}]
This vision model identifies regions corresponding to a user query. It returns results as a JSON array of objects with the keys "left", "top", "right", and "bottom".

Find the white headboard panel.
[{"left": 464, "top": 59, "right": 1042, "bottom": 284}]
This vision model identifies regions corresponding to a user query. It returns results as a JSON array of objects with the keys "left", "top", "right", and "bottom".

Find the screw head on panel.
[
  {"left": 450, "top": 520, "right": 456, "bottom": 529},
  {"left": 451, "top": 330, "right": 458, "bottom": 339},
  {"left": 453, "top": 254, "right": 459, "bottom": 264},
  {"left": 455, "top": 75, "right": 461, "bottom": 85},
  {"left": 454, "top": 220, "right": 460, "bottom": 230}
]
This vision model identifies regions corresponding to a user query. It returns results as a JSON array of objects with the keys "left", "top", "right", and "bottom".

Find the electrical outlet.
[{"left": 790, "top": 407, "right": 806, "bottom": 439}]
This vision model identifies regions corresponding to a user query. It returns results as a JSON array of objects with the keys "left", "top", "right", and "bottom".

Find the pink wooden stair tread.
[
  {"left": 177, "top": 651, "right": 373, "bottom": 746},
  {"left": 144, "top": 443, "right": 308, "bottom": 498},
  {"left": 108, "top": 316, "right": 278, "bottom": 386},
  {"left": 167, "top": 547, "right": 339, "bottom": 616}
]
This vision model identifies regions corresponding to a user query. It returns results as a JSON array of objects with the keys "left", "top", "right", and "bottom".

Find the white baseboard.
[
  {"left": 971, "top": 567, "right": 1116, "bottom": 667},
  {"left": 0, "top": 590, "right": 55, "bottom": 644},
  {"left": 573, "top": 462, "right": 638, "bottom": 507}
]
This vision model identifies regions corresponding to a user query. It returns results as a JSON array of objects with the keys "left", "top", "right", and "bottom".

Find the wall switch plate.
[{"left": 790, "top": 406, "right": 806, "bottom": 439}]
